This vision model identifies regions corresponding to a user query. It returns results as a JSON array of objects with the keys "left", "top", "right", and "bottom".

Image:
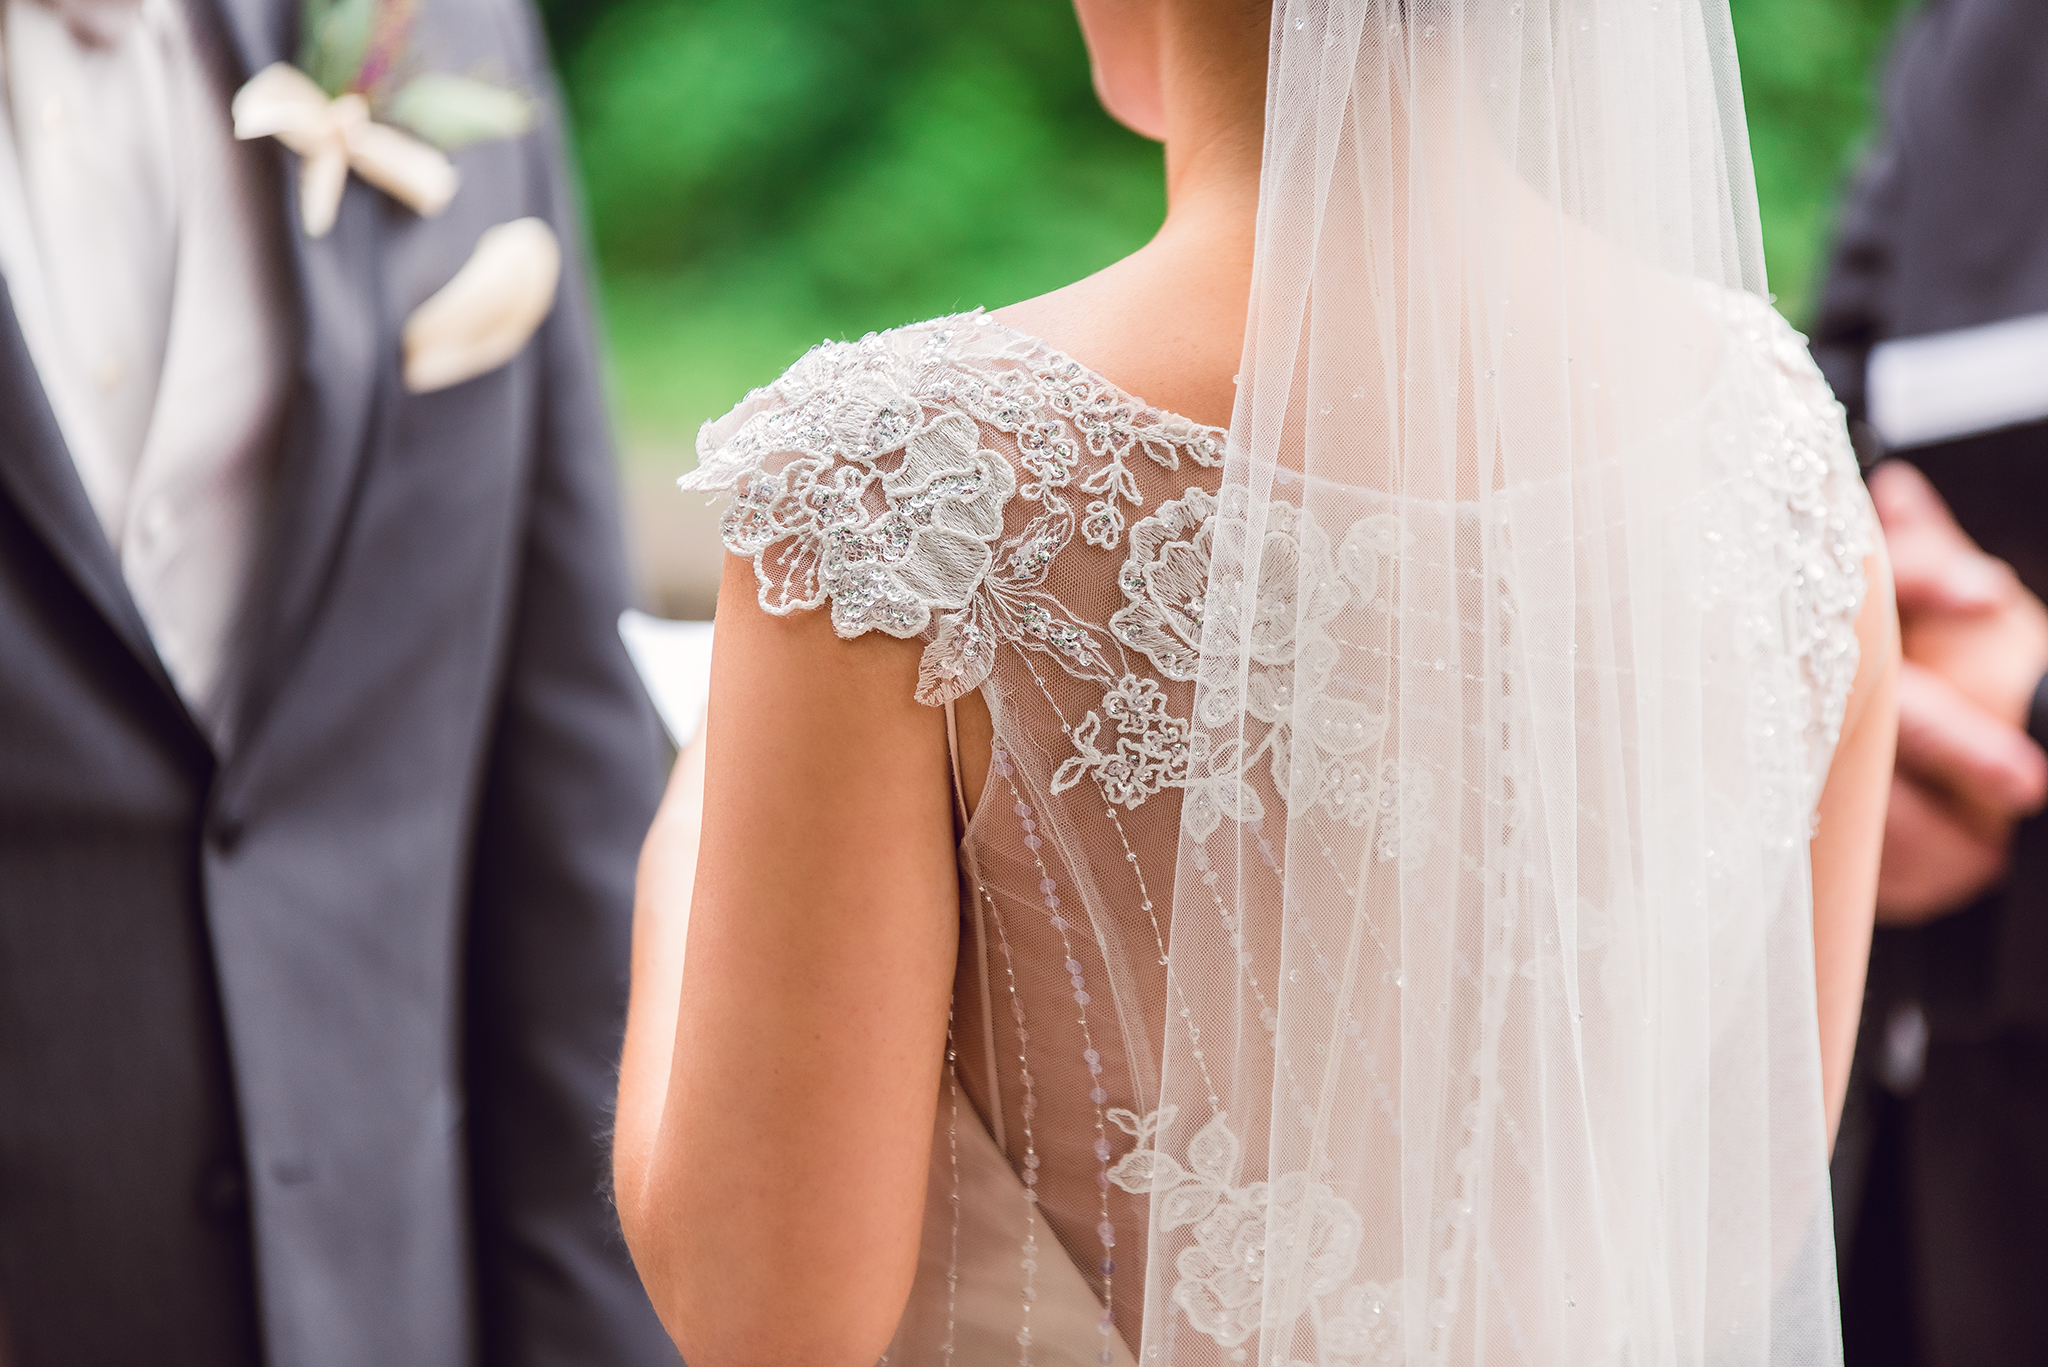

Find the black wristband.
[{"left": 2029, "top": 670, "right": 2048, "bottom": 751}]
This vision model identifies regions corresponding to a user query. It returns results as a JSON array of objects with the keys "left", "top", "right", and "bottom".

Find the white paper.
[
  {"left": 1869, "top": 309, "right": 2048, "bottom": 450},
  {"left": 618, "top": 610, "right": 715, "bottom": 749}
]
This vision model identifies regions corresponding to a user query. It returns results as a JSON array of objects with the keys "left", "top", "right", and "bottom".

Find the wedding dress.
[{"left": 682, "top": 3, "right": 1873, "bottom": 1363}]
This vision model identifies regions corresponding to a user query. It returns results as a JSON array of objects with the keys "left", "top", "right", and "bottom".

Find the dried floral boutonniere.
[{"left": 230, "top": 0, "right": 536, "bottom": 237}]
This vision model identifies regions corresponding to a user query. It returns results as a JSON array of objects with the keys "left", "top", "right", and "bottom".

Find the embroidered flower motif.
[
  {"left": 1052, "top": 675, "right": 1192, "bottom": 807},
  {"left": 1043, "top": 365, "right": 1141, "bottom": 459},
  {"left": 715, "top": 410, "right": 1014, "bottom": 642},
  {"left": 1112, "top": 487, "right": 1217, "bottom": 681},
  {"left": 1179, "top": 748, "right": 1265, "bottom": 843},
  {"left": 1155, "top": 494, "right": 1399, "bottom": 835},
  {"left": 1034, "top": 363, "right": 1225, "bottom": 550},
  {"left": 1015, "top": 420, "right": 1080, "bottom": 500},
  {"left": 688, "top": 316, "right": 1228, "bottom": 709},
  {"left": 1197, "top": 496, "right": 1351, "bottom": 675},
  {"left": 1080, "top": 497, "right": 1127, "bottom": 550},
  {"left": 1108, "top": 1110, "right": 1366, "bottom": 1351},
  {"left": 822, "top": 369, "right": 928, "bottom": 464}
]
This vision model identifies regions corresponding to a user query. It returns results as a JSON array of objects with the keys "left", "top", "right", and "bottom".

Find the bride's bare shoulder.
[{"left": 992, "top": 225, "right": 1251, "bottom": 432}]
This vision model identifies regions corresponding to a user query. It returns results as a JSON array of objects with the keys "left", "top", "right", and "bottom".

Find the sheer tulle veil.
[{"left": 1138, "top": 2, "right": 1845, "bottom": 1363}]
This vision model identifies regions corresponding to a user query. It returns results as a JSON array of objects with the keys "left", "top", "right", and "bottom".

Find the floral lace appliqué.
[
  {"left": 1107, "top": 1108, "right": 1389, "bottom": 1358},
  {"left": 711, "top": 405, "right": 1015, "bottom": 640},
  {"left": 1091, "top": 489, "right": 1405, "bottom": 840},
  {"left": 1034, "top": 358, "right": 1223, "bottom": 549},
  {"left": 1051, "top": 674, "right": 1193, "bottom": 808},
  {"left": 686, "top": 313, "right": 1229, "bottom": 708},
  {"left": 1111, "top": 487, "right": 1216, "bottom": 682}
]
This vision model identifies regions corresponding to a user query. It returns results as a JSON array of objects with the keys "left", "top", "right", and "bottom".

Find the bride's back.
[
  {"left": 622, "top": 4, "right": 1896, "bottom": 1365},
  {"left": 682, "top": 282, "right": 1874, "bottom": 1361}
]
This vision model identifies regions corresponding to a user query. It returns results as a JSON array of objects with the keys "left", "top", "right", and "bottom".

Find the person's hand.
[
  {"left": 1875, "top": 461, "right": 2048, "bottom": 729},
  {"left": 1878, "top": 661, "right": 2046, "bottom": 924},
  {"left": 1878, "top": 774, "right": 2010, "bottom": 925},
  {"left": 1868, "top": 461, "right": 2048, "bottom": 924},
  {"left": 1875, "top": 460, "right": 2022, "bottom": 619}
]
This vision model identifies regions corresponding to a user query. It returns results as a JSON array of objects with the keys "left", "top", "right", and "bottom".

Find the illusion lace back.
[{"left": 682, "top": 294, "right": 1872, "bottom": 1364}]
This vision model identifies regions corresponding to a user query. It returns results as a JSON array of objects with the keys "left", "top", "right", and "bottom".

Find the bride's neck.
[
  {"left": 1157, "top": 6, "right": 1266, "bottom": 236},
  {"left": 993, "top": 6, "right": 1266, "bottom": 429}
]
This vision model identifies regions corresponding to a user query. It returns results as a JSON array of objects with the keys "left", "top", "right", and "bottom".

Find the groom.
[{"left": 0, "top": 0, "right": 673, "bottom": 1363}]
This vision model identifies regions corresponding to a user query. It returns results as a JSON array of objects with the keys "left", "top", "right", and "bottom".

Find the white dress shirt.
[{"left": 0, "top": 0, "right": 289, "bottom": 728}]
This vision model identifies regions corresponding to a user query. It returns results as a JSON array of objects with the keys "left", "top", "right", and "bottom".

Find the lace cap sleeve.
[
  {"left": 1749, "top": 299, "right": 1877, "bottom": 785},
  {"left": 682, "top": 330, "right": 1018, "bottom": 684}
]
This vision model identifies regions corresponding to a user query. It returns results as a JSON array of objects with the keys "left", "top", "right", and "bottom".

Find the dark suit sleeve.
[
  {"left": 1811, "top": 153, "right": 1900, "bottom": 427},
  {"left": 460, "top": 18, "right": 677, "bottom": 1364},
  {"left": 1809, "top": 5, "right": 1935, "bottom": 425}
]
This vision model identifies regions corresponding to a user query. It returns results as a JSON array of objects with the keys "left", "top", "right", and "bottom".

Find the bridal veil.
[{"left": 1139, "top": 2, "right": 1848, "bottom": 1363}]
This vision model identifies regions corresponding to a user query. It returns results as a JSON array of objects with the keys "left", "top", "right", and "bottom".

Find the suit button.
[
  {"left": 210, "top": 813, "right": 246, "bottom": 853},
  {"left": 198, "top": 1162, "right": 248, "bottom": 1225}
]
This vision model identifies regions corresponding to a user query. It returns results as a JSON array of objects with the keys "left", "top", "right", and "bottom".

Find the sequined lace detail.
[
  {"left": 688, "top": 298, "right": 1868, "bottom": 803},
  {"left": 1741, "top": 296, "right": 1876, "bottom": 796},
  {"left": 686, "top": 311, "right": 1225, "bottom": 707}
]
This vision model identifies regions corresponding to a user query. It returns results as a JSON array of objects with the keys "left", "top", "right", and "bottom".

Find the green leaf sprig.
[{"left": 297, "top": 0, "right": 536, "bottom": 150}]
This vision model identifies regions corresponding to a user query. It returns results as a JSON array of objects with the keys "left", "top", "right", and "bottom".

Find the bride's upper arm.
[
  {"left": 625, "top": 554, "right": 961, "bottom": 1367},
  {"left": 1808, "top": 540, "right": 1899, "bottom": 1150}
]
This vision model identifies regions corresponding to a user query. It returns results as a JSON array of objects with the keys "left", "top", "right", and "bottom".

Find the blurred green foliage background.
[{"left": 540, "top": 0, "right": 1918, "bottom": 455}]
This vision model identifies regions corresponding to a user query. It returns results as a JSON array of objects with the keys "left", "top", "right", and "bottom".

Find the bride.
[{"left": 613, "top": 1, "right": 1899, "bottom": 1364}]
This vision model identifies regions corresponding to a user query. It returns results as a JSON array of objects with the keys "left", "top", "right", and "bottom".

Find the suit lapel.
[
  {"left": 0, "top": 282, "right": 189, "bottom": 711},
  {"left": 0, "top": 0, "right": 387, "bottom": 757},
  {"left": 207, "top": 0, "right": 290, "bottom": 88},
  {"left": 199, "top": 0, "right": 388, "bottom": 757}
]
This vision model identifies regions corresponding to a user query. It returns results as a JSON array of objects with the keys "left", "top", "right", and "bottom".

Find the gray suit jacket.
[{"left": 0, "top": 1, "right": 675, "bottom": 1363}]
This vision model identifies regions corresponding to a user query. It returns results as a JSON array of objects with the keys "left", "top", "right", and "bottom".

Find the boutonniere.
[{"left": 230, "top": 0, "right": 535, "bottom": 238}]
